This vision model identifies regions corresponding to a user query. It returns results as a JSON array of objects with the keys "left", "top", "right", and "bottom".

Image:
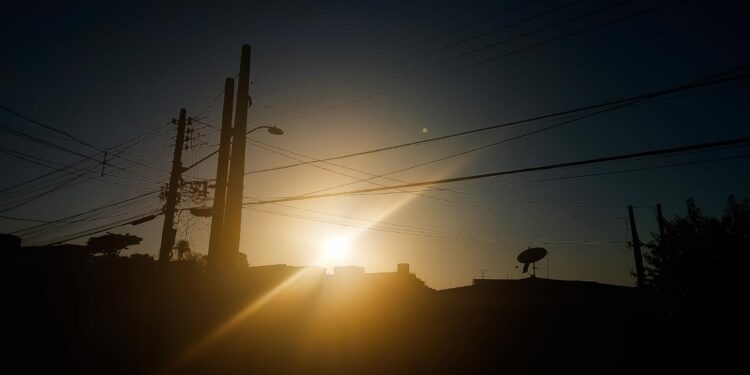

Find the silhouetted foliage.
[
  {"left": 127, "top": 253, "right": 156, "bottom": 267},
  {"left": 0, "top": 233, "right": 22, "bottom": 249},
  {"left": 236, "top": 251, "right": 249, "bottom": 268},
  {"left": 175, "top": 239, "right": 191, "bottom": 260},
  {"left": 86, "top": 232, "right": 142, "bottom": 256},
  {"left": 645, "top": 195, "right": 750, "bottom": 301},
  {"left": 129, "top": 253, "right": 154, "bottom": 262}
]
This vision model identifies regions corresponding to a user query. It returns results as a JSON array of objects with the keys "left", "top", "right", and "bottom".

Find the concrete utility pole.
[
  {"left": 207, "top": 78, "right": 235, "bottom": 268},
  {"left": 628, "top": 205, "right": 645, "bottom": 288},
  {"left": 159, "top": 108, "right": 188, "bottom": 262},
  {"left": 223, "top": 44, "right": 252, "bottom": 265}
]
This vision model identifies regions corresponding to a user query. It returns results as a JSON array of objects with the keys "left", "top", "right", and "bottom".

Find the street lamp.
[
  {"left": 247, "top": 125, "right": 284, "bottom": 136},
  {"left": 182, "top": 125, "right": 284, "bottom": 173}
]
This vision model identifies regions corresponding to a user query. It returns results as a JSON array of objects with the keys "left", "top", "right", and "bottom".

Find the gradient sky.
[{"left": 2, "top": 0, "right": 749, "bottom": 288}]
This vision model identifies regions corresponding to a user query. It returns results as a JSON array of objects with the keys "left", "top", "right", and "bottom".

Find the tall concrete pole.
[
  {"left": 207, "top": 78, "right": 235, "bottom": 268},
  {"left": 159, "top": 108, "right": 188, "bottom": 263},
  {"left": 223, "top": 45, "right": 251, "bottom": 266}
]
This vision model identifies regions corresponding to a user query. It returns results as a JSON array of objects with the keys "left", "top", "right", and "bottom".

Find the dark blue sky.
[{"left": 2, "top": 0, "right": 749, "bottom": 287}]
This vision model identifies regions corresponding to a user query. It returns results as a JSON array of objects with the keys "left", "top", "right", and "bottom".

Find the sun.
[{"left": 323, "top": 236, "right": 349, "bottom": 261}]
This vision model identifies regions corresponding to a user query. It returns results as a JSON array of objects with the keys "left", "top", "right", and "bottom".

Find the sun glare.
[{"left": 323, "top": 236, "right": 349, "bottom": 261}]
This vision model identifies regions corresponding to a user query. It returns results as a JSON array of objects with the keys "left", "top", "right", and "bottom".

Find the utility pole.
[
  {"left": 159, "top": 108, "right": 188, "bottom": 262},
  {"left": 207, "top": 78, "right": 235, "bottom": 268},
  {"left": 628, "top": 205, "right": 645, "bottom": 288},
  {"left": 223, "top": 44, "right": 252, "bottom": 265},
  {"left": 478, "top": 268, "right": 488, "bottom": 280},
  {"left": 656, "top": 203, "right": 665, "bottom": 238}
]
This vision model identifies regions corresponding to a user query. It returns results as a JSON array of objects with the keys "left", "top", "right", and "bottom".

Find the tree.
[
  {"left": 174, "top": 240, "right": 191, "bottom": 260},
  {"left": 86, "top": 232, "right": 142, "bottom": 256},
  {"left": 645, "top": 196, "right": 750, "bottom": 302}
]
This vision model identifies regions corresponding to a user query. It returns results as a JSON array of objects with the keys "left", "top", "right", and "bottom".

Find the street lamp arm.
[
  {"left": 181, "top": 125, "right": 284, "bottom": 173},
  {"left": 246, "top": 125, "right": 269, "bottom": 134},
  {"left": 181, "top": 149, "right": 219, "bottom": 173},
  {"left": 247, "top": 125, "right": 284, "bottom": 135}
]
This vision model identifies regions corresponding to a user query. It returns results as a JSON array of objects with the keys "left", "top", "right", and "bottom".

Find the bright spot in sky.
[
  {"left": 422, "top": 127, "right": 428, "bottom": 134},
  {"left": 323, "top": 236, "right": 349, "bottom": 262}
]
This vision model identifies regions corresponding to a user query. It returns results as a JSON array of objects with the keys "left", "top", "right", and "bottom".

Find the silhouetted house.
[
  {"left": 441, "top": 277, "right": 635, "bottom": 306},
  {"left": 397, "top": 262, "right": 409, "bottom": 274},
  {"left": 4, "top": 242, "right": 90, "bottom": 269},
  {"left": 363, "top": 263, "right": 427, "bottom": 288},
  {"left": 331, "top": 263, "right": 430, "bottom": 293},
  {"left": 251, "top": 264, "right": 325, "bottom": 277},
  {"left": 333, "top": 265, "right": 365, "bottom": 278},
  {"left": 248, "top": 264, "right": 326, "bottom": 288}
]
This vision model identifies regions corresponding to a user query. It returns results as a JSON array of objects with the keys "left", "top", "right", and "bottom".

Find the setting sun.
[{"left": 323, "top": 236, "right": 349, "bottom": 262}]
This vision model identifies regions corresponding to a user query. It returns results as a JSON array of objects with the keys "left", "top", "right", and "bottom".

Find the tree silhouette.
[
  {"left": 645, "top": 196, "right": 750, "bottom": 301},
  {"left": 175, "top": 240, "right": 191, "bottom": 260},
  {"left": 86, "top": 232, "right": 142, "bottom": 256}
]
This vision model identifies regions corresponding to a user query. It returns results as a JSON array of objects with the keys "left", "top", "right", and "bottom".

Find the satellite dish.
[{"left": 517, "top": 247, "right": 547, "bottom": 277}]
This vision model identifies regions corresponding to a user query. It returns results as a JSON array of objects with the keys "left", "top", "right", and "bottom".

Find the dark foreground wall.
[{"left": 2, "top": 257, "right": 745, "bottom": 374}]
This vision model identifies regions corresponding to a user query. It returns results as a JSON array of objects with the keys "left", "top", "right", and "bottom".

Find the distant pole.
[
  {"left": 207, "top": 78, "right": 235, "bottom": 269},
  {"left": 628, "top": 205, "right": 645, "bottom": 288},
  {"left": 478, "top": 268, "right": 488, "bottom": 280},
  {"left": 100, "top": 151, "right": 107, "bottom": 177},
  {"left": 159, "top": 108, "right": 188, "bottom": 263},
  {"left": 223, "top": 45, "right": 252, "bottom": 264},
  {"left": 656, "top": 203, "right": 665, "bottom": 238}
]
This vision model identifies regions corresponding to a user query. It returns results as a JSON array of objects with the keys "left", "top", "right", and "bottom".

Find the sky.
[{"left": 1, "top": 0, "right": 749, "bottom": 289}]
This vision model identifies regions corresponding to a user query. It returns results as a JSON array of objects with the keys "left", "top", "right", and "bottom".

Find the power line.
[
  {"left": 11, "top": 190, "right": 159, "bottom": 236},
  {"left": 440, "top": 152, "right": 750, "bottom": 191},
  {"left": 241, "top": 136, "right": 750, "bottom": 207},
  {"left": 245, "top": 138, "right": 625, "bottom": 219},
  {"left": 244, "top": 139, "right": 511, "bottom": 214},
  {"left": 343, "top": 153, "right": 750, "bottom": 199},
  {"left": 0, "top": 138, "right": 163, "bottom": 212},
  {"left": 252, "top": 0, "right": 587, "bottom": 122},
  {"left": 322, "top": 0, "right": 562, "bottom": 92},
  {"left": 0, "top": 146, "right": 159, "bottom": 192},
  {"left": 24, "top": 195, "right": 162, "bottom": 242},
  {"left": 0, "top": 214, "right": 103, "bottom": 224},
  {"left": 0, "top": 173, "right": 92, "bottom": 213},
  {"left": 19, "top": 194, "right": 162, "bottom": 241},
  {"left": 244, "top": 197, "right": 624, "bottom": 244},
  {"left": 300, "top": 97, "right": 645, "bottom": 197},
  {"left": 0, "top": 104, "right": 102, "bottom": 152},
  {"left": 250, "top": 0, "right": 683, "bottom": 129},
  {"left": 301, "top": 72, "right": 741, "bottom": 199},
  {"left": 191, "top": 67, "right": 748, "bottom": 190},
  {"left": 247, "top": 137, "right": 628, "bottom": 209},
  {"left": 245, "top": 68, "right": 750, "bottom": 175},
  {"left": 0, "top": 125, "right": 168, "bottom": 193},
  {"left": 257, "top": 0, "right": 547, "bottom": 115},
  {"left": 0, "top": 122, "right": 166, "bottom": 184},
  {"left": 243, "top": 66, "right": 750, "bottom": 175},
  {"left": 0, "top": 120, "right": 173, "bottom": 211},
  {"left": 225, "top": 66, "right": 748, "bottom": 219},
  {"left": 247, "top": 206, "right": 624, "bottom": 245},
  {"left": 40, "top": 209, "right": 162, "bottom": 246},
  {"left": 0, "top": 104, "right": 172, "bottom": 175}
]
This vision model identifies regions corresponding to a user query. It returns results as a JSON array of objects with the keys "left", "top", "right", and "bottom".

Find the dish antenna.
[{"left": 517, "top": 247, "right": 547, "bottom": 277}]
